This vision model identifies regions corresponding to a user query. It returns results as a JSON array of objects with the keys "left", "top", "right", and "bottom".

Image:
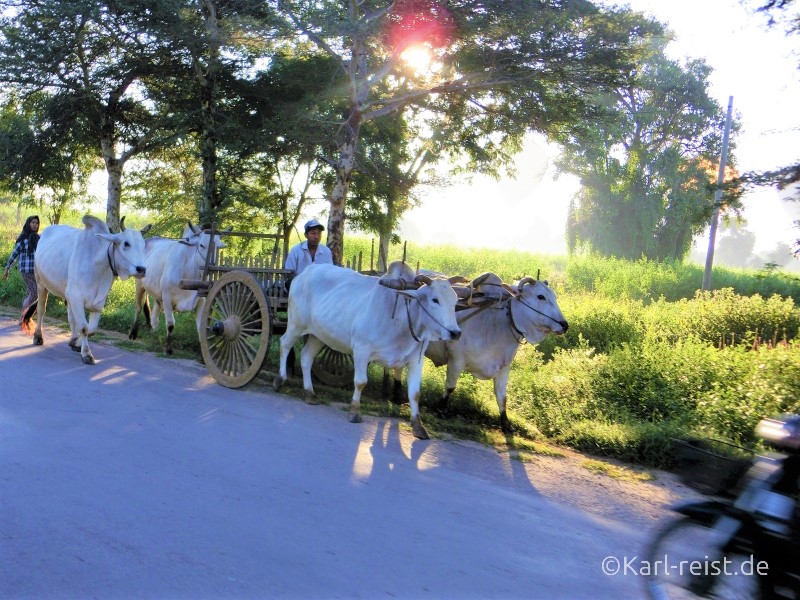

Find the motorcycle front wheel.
[{"left": 645, "top": 515, "right": 765, "bottom": 599}]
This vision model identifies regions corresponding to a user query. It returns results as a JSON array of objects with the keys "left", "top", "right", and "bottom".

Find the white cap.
[{"left": 304, "top": 219, "right": 324, "bottom": 233}]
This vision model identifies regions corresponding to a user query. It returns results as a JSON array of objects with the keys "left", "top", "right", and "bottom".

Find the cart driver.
[{"left": 284, "top": 218, "right": 333, "bottom": 290}]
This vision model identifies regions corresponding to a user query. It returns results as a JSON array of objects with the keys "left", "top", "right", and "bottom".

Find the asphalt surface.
[{"left": 0, "top": 317, "right": 652, "bottom": 599}]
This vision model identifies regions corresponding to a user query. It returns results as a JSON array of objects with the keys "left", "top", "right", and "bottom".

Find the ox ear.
[
  {"left": 96, "top": 232, "right": 118, "bottom": 244},
  {"left": 394, "top": 288, "right": 419, "bottom": 301}
]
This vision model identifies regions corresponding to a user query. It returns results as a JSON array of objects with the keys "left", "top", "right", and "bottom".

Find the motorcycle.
[{"left": 645, "top": 414, "right": 800, "bottom": 599}]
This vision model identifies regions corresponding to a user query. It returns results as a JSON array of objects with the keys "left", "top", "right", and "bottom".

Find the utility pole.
[{"left": 702, "top": 96, "right": 734, "bottom": 291}]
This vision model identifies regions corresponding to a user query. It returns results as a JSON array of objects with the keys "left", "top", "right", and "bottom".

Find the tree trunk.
[
  {"left": 198, "top": 0, "right": 221, "bottom": 228},
  {"left": 104, "top": 152, "right": 123, "bottom": 232},
  {"left": 377, "top": 231, "right": 390, "bottom": 273},
  {"left": 199, "top": 86, "right": 219, "bottom": 228},
  {"left": 376, "top": 197, "right": 397, "bottom": 273},
  {"left": 326, "top": 110, "right": 361, "bottom": 266}
]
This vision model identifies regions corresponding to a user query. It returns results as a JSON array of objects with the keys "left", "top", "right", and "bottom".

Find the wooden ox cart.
[
  {"left": 179, "top": 227, "right": 511, "bottom": 392},
  {"left": 179, "top": 227, "right": 359, "bottom": 389}
]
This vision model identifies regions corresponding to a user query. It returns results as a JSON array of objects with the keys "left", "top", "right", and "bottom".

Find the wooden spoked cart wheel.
[
  {"left": 311, "top": 345, "right": 355, "bottom": 388},
  {"left": 200, "top": 270, "right": 271, "bottom": 388}
]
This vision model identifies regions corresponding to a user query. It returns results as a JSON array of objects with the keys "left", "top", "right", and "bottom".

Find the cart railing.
[{"left": 179, "top": 227, "right": 291, "bottom": 328}]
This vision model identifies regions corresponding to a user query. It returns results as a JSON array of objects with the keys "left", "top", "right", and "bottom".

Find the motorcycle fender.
[{"left": 671, "top": 499, "right": 729, "bottom": 525}]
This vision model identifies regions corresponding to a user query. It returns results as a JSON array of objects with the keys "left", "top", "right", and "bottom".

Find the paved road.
[{"left": 0, "top": 318, "right": 652, "bottom": 599}]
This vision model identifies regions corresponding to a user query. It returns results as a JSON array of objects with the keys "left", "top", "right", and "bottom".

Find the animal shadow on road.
[{"left": 348, "top": 417, "right": 543, "bottom": 497}]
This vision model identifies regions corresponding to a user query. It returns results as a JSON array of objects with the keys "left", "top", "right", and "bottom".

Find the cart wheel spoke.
[
  {"left": 311, "top": 346, "right": 355, "bottom": 387},
  {"left": 200, "top": 271, "right": 272, "bottom": 388}
]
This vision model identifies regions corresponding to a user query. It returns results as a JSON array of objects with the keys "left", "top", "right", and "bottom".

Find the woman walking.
[{"left": 3, "top": 215, "right": 40, "bottom": 334}]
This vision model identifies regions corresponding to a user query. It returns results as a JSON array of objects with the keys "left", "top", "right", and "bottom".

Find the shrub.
[
  {"left": 508, "top": 344, "right": 607, "bottom": 437},
  {"left": 537, "top": 294, "right": 645, "bottom": 359},
  {"left": 556, "top": 419, "right": 682, "bottom": 468},
  {"left": 685, "top": 289, "right": 798, "bottom": 347},
  {"left": 694, "top": 342, "right": 800, "bottom": 445},
  {"left": 592, "top": 341, "right": 705, "bottom": 422}
]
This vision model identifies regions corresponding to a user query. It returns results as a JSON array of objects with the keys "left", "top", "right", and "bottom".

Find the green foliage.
[
  {"left": 556, "top": 420, "right": 681, "bottom": 468},
  {"left": 694, "top": 343, "right": 800, "bottom": 445},
  {"left": 536, "top": 294, "right": 645, "bottom": 358},
  {"left": 554, "top": 38, "right": 738, "bottom": 261}
]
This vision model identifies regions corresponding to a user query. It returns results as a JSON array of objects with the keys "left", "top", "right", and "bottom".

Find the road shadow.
[{"left": 348, "top": 416, "right": 543, "bottom": 498}]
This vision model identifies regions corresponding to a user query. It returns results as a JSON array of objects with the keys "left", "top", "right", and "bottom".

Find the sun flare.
[{"left": 400, "top": 44, "right": 432, "bottom": 74}]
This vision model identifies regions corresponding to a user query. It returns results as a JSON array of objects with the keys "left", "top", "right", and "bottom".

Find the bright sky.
[{"left": 399, "top": 0, "right": 800, "bottom": 256}]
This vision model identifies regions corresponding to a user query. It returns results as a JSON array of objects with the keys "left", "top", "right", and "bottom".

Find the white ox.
[
  {"left": 128, "top": 222, "right": 226, "bottom": 354},
  {"left": 26, "top": 215, "right": 151, "bottom": 364},
  {"left": 423, "top": 275, "right": 568, "bottom": 433},
  {"left": 272, "top": 262, "right": 462, "bottom": 439}
]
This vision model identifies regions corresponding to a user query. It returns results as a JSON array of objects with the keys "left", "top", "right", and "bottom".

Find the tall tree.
[
  {"left": 125, "top": 48, "right": 336, "bottom": 241},
  {"left": 0, "top": 93, "right": 96, "bottom": 223},
  {"left": 276, "top": 0, "right": 659, "bottom": 264},
  {"left": 555, "top": 34, "right": 737, "bottom": 261},
  {"left": 347, "top": 110, "right": 444, "bottom": 271},
  {"left": 147, "top": 0, "right": 280, "bottom": 226},
  {"left": 0, "top": 0, "right": 181, "bottom": 230}
]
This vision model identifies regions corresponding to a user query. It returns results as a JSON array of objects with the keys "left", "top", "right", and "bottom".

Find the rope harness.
[
  {"left": 404, "top": 297, "right": 421, "bottom": 343},
  {"left": 456, "top": 287, "right": 564, "bottom": 346},
  {"left": 514, "top": 294, "right": 565, "bottom": 327},
  {"left": 192, "top": 236, "right": 212, "bottom": 266},
  {"left": 403, "top": 295, "right": 456, "bottom": 344},
  {"left": 106, "top": 243, "right": 119, "bottom": 278}
]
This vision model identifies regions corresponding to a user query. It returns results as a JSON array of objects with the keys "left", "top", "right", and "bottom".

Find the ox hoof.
[
  {"left": 128, "top": 329, "right": 138, "bottom": 341},
  {"left": 349, "top": 413, "right": 363, "bottom": 424},
  {"left": 411, "top": 420, "right": 430, "bottom": 440},
  {"left": 166, "top": 347, "right": 174, "bottom": 356},
  {"left": 32, "top": 335, "right": 43, "bottom": 346},
  {"left": 81, "top": 355, "right": 96, "bottom": 365},
  {"left": 272, "top": 376, "right": 284, "bottom": 392},
  {"left": 304, "top": 391, "right": 320, "bottom": 405},
  {"left": 500, "top": 413, "right": 513, "bottom": 435}
]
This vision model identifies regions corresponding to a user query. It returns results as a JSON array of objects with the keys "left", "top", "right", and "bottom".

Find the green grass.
[{"left": 581, "top": 459, "right": 655, "bottom": 482}]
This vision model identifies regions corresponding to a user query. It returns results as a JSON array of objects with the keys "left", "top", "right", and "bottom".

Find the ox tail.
[
  {"left": 142, "top": 294, "right": 151, "bottom": 325},
  {"left": 20, "top": 300, "right": 37, "bottom": 335}
]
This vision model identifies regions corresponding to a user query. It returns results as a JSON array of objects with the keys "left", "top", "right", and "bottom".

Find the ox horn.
[
  {"left": 119, "top": 216, "right": 126, "bottom": 232},
  {"left": 517, "top": 276, "right": 537, "bottom": 293},
  {"left": 379, "top": 278, "right": 415, "bottom": 290}
]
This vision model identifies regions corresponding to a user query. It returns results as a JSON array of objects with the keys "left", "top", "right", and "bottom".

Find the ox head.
[
  {"left": 511, "top": 277, "right": 568, "bottom": 343},
  {"left": 394, "top": 276, "right": 461, "bottom": 342},
  {"left": 96, "top": 216, "right": 152, "bottom": 280},
  {"left": 179, "top": 221, "right": 228, "bottom": 268}
]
